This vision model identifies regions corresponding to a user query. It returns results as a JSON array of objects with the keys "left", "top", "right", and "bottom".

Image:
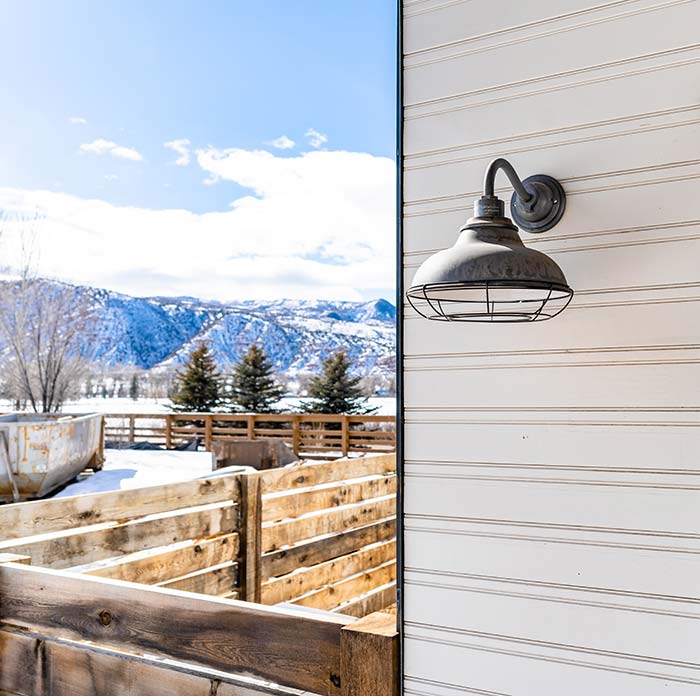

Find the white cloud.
[
  {"left": 104, "top": 174, "right": 119, "bottom": 181},
  {"left": 69, "top": 116, "right": 88, "bottom": 125},
  {"left": 0, "top": 146, "right": 394, "bottom": 302},
  {"left": 304, "top": 128, "right": 328, "bottom": 149},
  {"left": 266, "top": 135, "right": 295, "bottom": 150},
  {"left": 79, "top": 139, "right": 143, "bottom": 162},
  {"left": 164, "top": 138, "right": 191, "bottom": 166}
]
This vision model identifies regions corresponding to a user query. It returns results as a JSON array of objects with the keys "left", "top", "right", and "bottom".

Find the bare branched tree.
[{"left": 0, "top": 213, "right": 93, "bottom": 412}]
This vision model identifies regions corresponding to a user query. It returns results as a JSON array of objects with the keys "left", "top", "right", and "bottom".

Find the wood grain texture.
[
  {"left": 260, "top": 455, "right": 396, "bottom": 494},
  {"left": 0, "top": 562, "right": 351, "bottom": 695},
  {"left": 334, "top": 583, "right": 397, "bottom": 619},
  {"left": 262, "top": 518, "right": 396, "bottom": 579},
  {"left": 0, "top": 502, "right": 237, "bottom": 569},
  {"left": 0, "top": 626, "right": 313, "bottom": 696},
  {"left": 262, "top": 496, "right": 396, "bottom": 553},
  {"left": 0, "top": 474, "right": 240, "bottom": 539},
  {"left": 157, "top": 561, "right": 238, "bottom": 596},
  {"left": 239, "top": 474, "right": 262, "bottom": 602},
  {"left": 340, "top": 612, "right": 398, "bottom": 696},
  {"left": 291, "top": 561, "right": 396, "bottom": 611},
  {"left": 262, "top": 540, "right": 397, "bottom": 605},
  {"left": 263, "top": 475, "right": 397, "bottom": 523},
  {"left": 83, "top": 534, "right": 239, "bottom": 584}
]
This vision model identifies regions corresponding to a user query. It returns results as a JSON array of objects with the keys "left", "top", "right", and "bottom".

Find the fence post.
[
  {"left": 340, "top": 611, "right": 398, "bottom": 696},
  {"left": 128, "top": 415, "right": 135, "bottom": 442},
  {"left": 292, "top": 415, "right": 300, "bottom": 457},
  {"left": 341, "top": 416, "right": 350, "bottom": 457},
  {"left": 247, "top": 414, "right": 255, "bottom": 440},
  {"left": 204, "top": 415, "right": 213, "bottom": 451},
  {"left": 165, "top": 414, "right": 172, "bottom": 449},
  {"left": 238, "top": 472, "right": 262, "bottom": 603}
]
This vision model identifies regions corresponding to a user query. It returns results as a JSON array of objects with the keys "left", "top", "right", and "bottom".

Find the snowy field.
[
  {"left": 43, "top": 396, "right": 397, "bottom": 416},
  {"left": 53, "top": 449, "right": 221, "bottom": 498}
]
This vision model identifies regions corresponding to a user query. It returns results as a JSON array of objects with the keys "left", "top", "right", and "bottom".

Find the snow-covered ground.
[
  {"left": 42, "top": 396, "right": 397, "bottom": 416},
  {"left": 53, "top": 449, "right": 218, "bottom": 498}
]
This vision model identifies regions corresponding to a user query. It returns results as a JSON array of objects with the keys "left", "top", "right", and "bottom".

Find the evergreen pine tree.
[
  {"left": 171, "top": 342, "right": 222, "bottom": 412},
  {"left": 302, "top": 351, "right": 376, "bottom": 414},
  {"left": 229, "top": 344, "right": 284, "bottom": 413},
  {"left": 129, "top": 373, "right": 140, "bottom": 401}
]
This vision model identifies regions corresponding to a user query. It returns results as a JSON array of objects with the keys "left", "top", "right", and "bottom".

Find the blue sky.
[{"left": 0, "top": 1, "right": 396, "bottom": 302}]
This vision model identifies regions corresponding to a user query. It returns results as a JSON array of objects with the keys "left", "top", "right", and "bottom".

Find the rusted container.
[{"left": 0, "top": 413, "right": 104, "bottom": 502}]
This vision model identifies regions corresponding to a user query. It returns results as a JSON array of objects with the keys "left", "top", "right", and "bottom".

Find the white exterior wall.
[{"left": 400, "top": 1, "right": 700, "bottom": 693}]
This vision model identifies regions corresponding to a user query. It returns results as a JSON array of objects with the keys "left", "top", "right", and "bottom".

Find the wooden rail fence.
[
  {"left": 0, "top": 454, "right": 398, "bottom": 695},
  {"left": 102, "top": 412, "right": 396, "bottom": 458}
]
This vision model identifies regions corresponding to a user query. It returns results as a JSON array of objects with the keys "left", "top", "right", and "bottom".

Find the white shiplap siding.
[{"left": 401, "top": 0, "right": 700, "bottom": 693}]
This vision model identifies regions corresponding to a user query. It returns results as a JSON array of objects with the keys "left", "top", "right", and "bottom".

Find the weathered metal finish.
[{"left": 0, "top": 414, "right": 103, "bottom": 502}]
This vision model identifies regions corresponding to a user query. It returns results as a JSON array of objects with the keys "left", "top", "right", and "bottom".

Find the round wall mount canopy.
[{"left": 407, "top": 159, "right": 574, "bottom": 323}]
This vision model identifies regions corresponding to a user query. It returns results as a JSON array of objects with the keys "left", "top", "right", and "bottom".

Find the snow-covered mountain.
[{"left": 76, "top": 286, "right": 396, "bottom": 381}]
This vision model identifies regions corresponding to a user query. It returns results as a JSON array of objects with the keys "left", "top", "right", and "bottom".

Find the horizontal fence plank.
[
  {"left": 0, "top": 626, "right": 313, "bottom": 696},
  {"left": 263, "top": 476, "right": 397, "bottom": 523},
  {"left": 262, "top": 497, "right": 396, "bottom": 553},
  {"left": 262, "top": 540, "right": 397, "bottom": 605},
  {"left": 82, "top": 534, "right": 239, "bottom": 585},
  {"left": 260, "top": 455, "right": 397, "bottom": 494},
  {"left": 334, "top": 583, "right": 397, "bottom": 619},
  {"left": 0, "top": 475, "right": 239, "bottom": 539},
  {"left": 157, "top": 561, "right": 238, "bottom": 596},
  {"left": 0, "top": 563, "right": 352, "bottom": 695},
  {"left": 0, "top": 502, "right": 237, "bottom": 570},
  {"left": 291, "top": 561, "right": 396, "bottom": 611},
  {"left": 262, "top": 518, "right": 396, "bottom": 580}
]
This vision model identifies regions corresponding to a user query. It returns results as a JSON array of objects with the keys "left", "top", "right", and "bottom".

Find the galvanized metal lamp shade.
[{"left": 407, "top": 158, "right": 574, "bottom": 323}]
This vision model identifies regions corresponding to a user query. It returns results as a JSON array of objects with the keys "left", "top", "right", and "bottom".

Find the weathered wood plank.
[
  {"left": 0, "top": 474, "right": 240, "bottom": 539},
  {"left": 291, "top": 561, "right": 396, "bottom": 611},
  {"left": 260, "top": 455, "right": 396, "bottom": 494},
  {"left": 157, "top": 561, "right": 238, "bottom": 596},
  {"left": 262, "top": 540, "right": 396, "bottom": 605},
  {"left": 263, "top": 476, "right": 397, "bottom": 523},
  {"left": 0, "top": 502, "right": 237, "bottom": 569},
  {"left": 239, "top": 474, "right": 262, "bottom": 602},
  {"left": 262, "top": 518, "right": 396, "bottom": 580},
  {"left": 0, "top": 562, "right": 351, "bottom": 695},
  {"left": 83, "top": 534, "right": 239, "bottom": 585},
  {"left": 334, "top": 583, "right": 397, "bottom": 619},
  {"left": 0, "top": 626, "right": 313, "bottom": 696},
  {"left": 340, "top": 612, "right": 398, "bottom": 696},
  {"left": 262, "top": 496, "right": 396, "bottom": 553}
]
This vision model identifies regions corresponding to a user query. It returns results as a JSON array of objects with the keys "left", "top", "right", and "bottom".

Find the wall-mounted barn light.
[{"left": 407, "top": 158, "right": 573, "bottom": 322}]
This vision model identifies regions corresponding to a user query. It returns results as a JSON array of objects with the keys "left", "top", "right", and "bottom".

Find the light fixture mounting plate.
[{"left": 510, "top": 174, "right": 566, "bottom": 234}]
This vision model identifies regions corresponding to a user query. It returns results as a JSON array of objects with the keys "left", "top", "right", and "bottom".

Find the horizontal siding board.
[
  {"left": 405, "top": 0, "right": 700, "bottom": 105},
  {"left": 404, "top": 527, "right": 700, "bottom": 598},
  {"left": 404, "top": 421, "right": 700, "bottom": 469},
  {"left": 403, "top": 632, "right": 700, "bottom": 694}
]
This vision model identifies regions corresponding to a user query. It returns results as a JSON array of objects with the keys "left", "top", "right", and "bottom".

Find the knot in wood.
[{"left": 98, "top": 610, "right": 112, "bottom": 627}]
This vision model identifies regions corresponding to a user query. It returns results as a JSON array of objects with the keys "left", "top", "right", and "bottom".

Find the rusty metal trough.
[{"left": 0, "top": 413, "right": 103, "bottom": 502}]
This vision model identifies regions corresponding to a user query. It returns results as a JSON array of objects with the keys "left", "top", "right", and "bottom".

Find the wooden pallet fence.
[
  {"left": 0, "top": 559, "right": 397, "bottom": 696},
  {"left": 0, "top": 474, "right": 243, "bottom": 597},
  {"left": 256, "top": 454, "right": 398, "bottom": 617},
  {"left": 102, "top": 412, "right": 396, "bottom": 458}
]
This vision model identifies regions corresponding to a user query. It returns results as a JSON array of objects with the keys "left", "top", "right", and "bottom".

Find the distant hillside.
[{"left": 13, "top": 283, "right": 396, "bottom": 384}]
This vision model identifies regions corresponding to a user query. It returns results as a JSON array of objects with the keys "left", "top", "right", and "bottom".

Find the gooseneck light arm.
[
  {"left": 476, "top": 157, "right": 567, "bottom": 234},
  {"left": 483, "top": 157, "right": 533, "bottom": 204}
]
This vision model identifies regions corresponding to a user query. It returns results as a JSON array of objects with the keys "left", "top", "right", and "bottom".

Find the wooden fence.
[
  {"left": 258, "top": 454, "right": 397, "bottom": 616},
  {"left": 102, "top": 412, "right": 396, "bottom": 458},
  {"left": 0, "top": 454, "right": 398, "bottom": 695}
]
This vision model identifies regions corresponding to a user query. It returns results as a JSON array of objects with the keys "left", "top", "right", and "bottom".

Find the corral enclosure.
[
  {"left": 0, "top": 453, "right": 397, "bottom": 695},
  {"left": 103, "top": 412, "right": 396, "bottom": 459}
]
